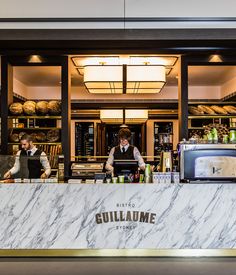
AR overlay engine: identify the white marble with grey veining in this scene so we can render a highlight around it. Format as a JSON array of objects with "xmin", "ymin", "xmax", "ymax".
[{"xmin": 0, "ymin": 183, "xmax": 236, "ymax": 249}]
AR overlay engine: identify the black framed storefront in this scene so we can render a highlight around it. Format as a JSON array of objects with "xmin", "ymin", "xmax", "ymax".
[{"xmin": 1, "ymin": 28, "xmax": 236, "ymax": 177}]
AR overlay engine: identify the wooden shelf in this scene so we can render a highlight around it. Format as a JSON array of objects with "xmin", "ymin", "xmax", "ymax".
[
  {"xmin": 189, "ymin": 127, "xmax": 205, "ymax": 130},
  {"xmin": 156, "ymin": 132, "xmax": 173, "ymax": 135},
  {"xmin": 189, "ymin": 101, "xmax": 236, "ymax": 105},
  {"xmin": 8, "ymin": 116, "xmax": 61, "ymax": 119},
  {"xmin": 188, "ymin": 115, "xmax": 236, "ymax": 119},
  {"xmin": 9, "ymin": 127, "xmax": 61, "ymax": 130},
  {"xmin": 8, "ymin": 142, "xmax": 61, "ymax": 145}
]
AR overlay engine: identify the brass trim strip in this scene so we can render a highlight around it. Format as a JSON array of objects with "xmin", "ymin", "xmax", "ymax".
[{"xmin": 1, "ymin": 249, "xmax": 236, "ymax": 257}]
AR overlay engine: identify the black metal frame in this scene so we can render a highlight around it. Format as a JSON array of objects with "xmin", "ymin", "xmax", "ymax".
[
  {"xmin": 1, "ymin": 28, "xmax": 236, "ymax": 173},
  {"xmin": 0, "ymin": 55, "xmax": 71, "ymax": 178},
  {"xmin": 178, "ymin": 54, "xmax": 236, "ymax": 141}
]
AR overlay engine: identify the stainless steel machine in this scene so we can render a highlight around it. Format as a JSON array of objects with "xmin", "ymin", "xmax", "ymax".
[
  {"xmin": 179, "ymin": 143, "xmax": 236, "ymax": 181},
  {"xmin": 71, "ymin": 162, "xmax": 104, "ymax": 179}
]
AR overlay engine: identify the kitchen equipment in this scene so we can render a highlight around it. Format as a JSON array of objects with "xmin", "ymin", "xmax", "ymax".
[
  {"xmin": 179, "ymin": 143, "xmax": 236, "ymax": 181},
  {"xmin": 71, "ymin": 162, "xmax": 104, "ymax": 179}
]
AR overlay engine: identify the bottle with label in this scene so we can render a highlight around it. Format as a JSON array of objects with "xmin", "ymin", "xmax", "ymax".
[
  {"xmin": 165, "ymin": 157, "xmax": 171, "ymax": 172},
  {"xmin": 57, "ymin": 155, "xmax": 64, "ymax": 183},
  {"xmin": 145, "ymin": 164, "xmax": 151, "ymax": 177},
  {"xmin": 144, "ymin": 164, "xmax": 152, "ymax": 183},
  {"xmin": 134, "ymin": 169, "xmax": 140, "ymax": 183}
]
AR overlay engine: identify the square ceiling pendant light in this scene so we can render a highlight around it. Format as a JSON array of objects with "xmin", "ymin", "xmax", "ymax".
[
  {"xmin": 125, "ymin": 109, "xmax": 148, "ymax": 119},
  {"xmin": 100, "ymin": 109, "xmax": 123, "ymax": 123},
  {"xmin": 83, "ymin": 65, "xmax": 123, "ymax": 94},
  {"xmin": 83, "ymin": 65, "xmax": 166, "ymax": 94},
  {"xmin": 125, "ymin": 109, "xmax": 148, "ymax": 123},
  {"xmin": 126, "ymin": 65, "xmax": 166, "ymax": 94},
  {"xmin": 72, "ymin": 55, "xmax": 178, "ymax": 94},
  {"xmin": 100, "ymin": 109, "xmax": 149, "ymax": 123}
]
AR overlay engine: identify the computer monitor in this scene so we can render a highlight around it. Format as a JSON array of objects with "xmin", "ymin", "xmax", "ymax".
[{"xmin": 113, "ymin": 160, "xmax": 138, "ymax": 179}]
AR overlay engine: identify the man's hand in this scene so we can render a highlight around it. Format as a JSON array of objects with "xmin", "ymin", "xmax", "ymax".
[
  {"xmin": 40, "ymin": 173, "xmax": 48, "ymax": 179},
  {"xmin": 3, "ymin": 171, "xmax": 11, "ymax": 179}
]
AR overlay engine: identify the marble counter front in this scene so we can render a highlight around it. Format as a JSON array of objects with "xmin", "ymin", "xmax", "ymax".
[{"xmin": 0, "ymin": 183, "xmax": 236, "ymax": 251}]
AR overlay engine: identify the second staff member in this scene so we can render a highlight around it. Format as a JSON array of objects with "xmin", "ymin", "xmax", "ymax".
[{"xmin": 105, "ymin": 128, "xmax": 145, "ymax": 173}]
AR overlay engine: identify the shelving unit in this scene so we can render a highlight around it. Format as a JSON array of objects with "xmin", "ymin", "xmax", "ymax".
[
  {"xmin": 10, "ymin": 127, "xmax": 61, "ymax": 130},
  {"xmin": 188, "ymin": 115, "xmax": 236, "ymax": 119},
  {"xmin": 188, "ymin": 102, "xmax": 236, "ymax": 138},
  {"xmin": 75, "ymin": 122, "xmax": 95, "ymax": 159},
  {"xmin": 154, "ymin": 122, "xmax": 173, "ymax": 155},
  {"xmin": 8, "ymin": 116, "xmax": 61, "ymax": 119},
  {"xmin": 8, "ymin": 142, "xmax": 61, "ymax": 145},
  {"xmin": 8, "ymin": 115, "xmax": 62, "ymax": 171}
]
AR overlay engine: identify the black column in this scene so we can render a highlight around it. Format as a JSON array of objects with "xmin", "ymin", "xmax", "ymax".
[
  {"xmin": 178, "ymin": 56, "xmax": 188, "ymax": 141},
  {"xmin": 1, "ymin": 56, "xmax": 13, "ymax": 155},
  {"xmin": 61, "ymin": 56, "xmax": 71, "ymax": 179}
]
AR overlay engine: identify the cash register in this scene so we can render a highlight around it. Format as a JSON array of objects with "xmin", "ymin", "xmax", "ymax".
[{"xmin": 113, "ymin": 160, "xmax": 138, "ymax": 181}]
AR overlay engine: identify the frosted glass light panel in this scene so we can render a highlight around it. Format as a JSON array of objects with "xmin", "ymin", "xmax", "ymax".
[
  {"xmin": 84, "ymin": 65, "xmax": 123, "ymax": 94},
  {"xmin": 126, "ymin": 65, "xmax": 166, "ymax": 94}
]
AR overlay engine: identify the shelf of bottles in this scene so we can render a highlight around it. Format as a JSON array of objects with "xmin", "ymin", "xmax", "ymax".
[
  {"xmin": 75, "ymin": 122, "xmax": 94, "ymax": 160},
  {"xmin": 188, "ymin": 116, "xmax": 236, "ymax": 138},
  {"xmin": 154, "ymin": 122, "xmax": 173, "ymax": 155},
  {"xmin": 188, "ymin": 102, "xmax": 236, "ymax": 139}
]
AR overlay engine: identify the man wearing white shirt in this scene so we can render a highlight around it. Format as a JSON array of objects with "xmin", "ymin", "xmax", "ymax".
[
  {"xmin": 105, "ymin": 128, "xmax": 145, "ymax": 174},
  {"xmin": 4, "ymin": 134, "xmax": 51, "ymax": 179}
]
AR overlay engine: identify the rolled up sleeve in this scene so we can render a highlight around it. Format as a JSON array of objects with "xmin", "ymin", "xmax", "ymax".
[
  {"xmin": 105, "ymin": 147, "xmax": 115, "ymax": 172},
  {"xmin": 9, "ymin": 151, "xmax": 21, "ymax": 175},
  {"xmin": 40, "ymin": 152, "xmax": 51, "ymax": 177},
  {"xmin": 133, "ymin": 147, "xmax": 145, "ymax": 170}
]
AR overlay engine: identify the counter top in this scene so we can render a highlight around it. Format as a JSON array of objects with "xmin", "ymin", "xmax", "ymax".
[{"xmin": 0, "ymin": 183, "xmax": 236, "ymax": 249}]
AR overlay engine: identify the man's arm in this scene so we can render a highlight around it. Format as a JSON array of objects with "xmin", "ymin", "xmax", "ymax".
[
  {"xmin": 105, "ymin": 147, "xmax": 115, "ymax": 173},
  {"xmin": 133, "ymin": 147, "xmax": 146, "ymax": 170},
  {"xmin": 8, "ymin": 151, "xmax": 21, "ymax": 175},
  {"xmin": 40, "ymin": 152, "xmax": 51, "ymax": 178}
]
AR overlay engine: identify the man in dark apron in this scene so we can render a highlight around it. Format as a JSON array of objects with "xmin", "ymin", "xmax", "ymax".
[
  {"xmin": 4, "ymin": 134, "xmax": 51, "ymax": 179},
  {"xmin": 105, "ymin": 128, "xmax": 145, "ymax": 174}
]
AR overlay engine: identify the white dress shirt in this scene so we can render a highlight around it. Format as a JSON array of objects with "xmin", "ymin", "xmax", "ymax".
[
  {"xmin": 10, "ymin": 146, "xmax": 51, "ymax": 177},
  {"xmin": 105, "ymin": 143, "xmax": 145, "ymax": 172}
]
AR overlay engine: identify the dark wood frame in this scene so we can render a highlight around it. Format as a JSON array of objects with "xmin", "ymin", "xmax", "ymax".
[{"xmin": 0, "ymin": 55, "xmax": 71, "ymax": 178}]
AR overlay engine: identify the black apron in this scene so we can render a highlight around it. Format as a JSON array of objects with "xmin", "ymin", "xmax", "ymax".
[
  {"xmin": 113, "ymin": 145, "xmax": 135, "ymax": 160},
  {"xmin": 19, "ymin": 149, "xmax": 43, "ymax": 179}
]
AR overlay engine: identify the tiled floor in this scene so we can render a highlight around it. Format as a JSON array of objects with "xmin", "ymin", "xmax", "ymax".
[{"xmin": 1, "ymin": 258, "xmax": 236, "ymax": 275}]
